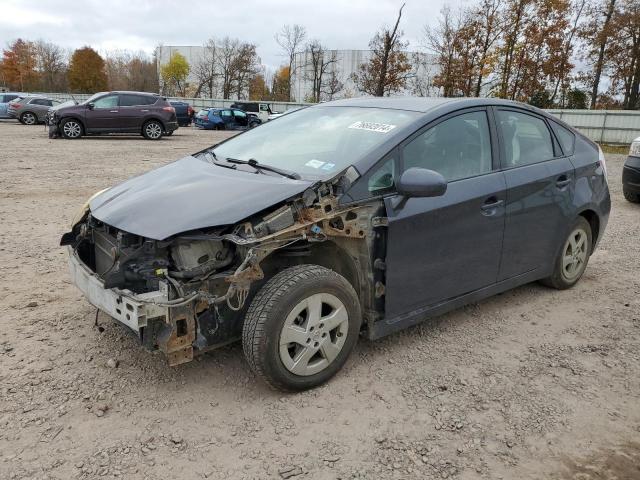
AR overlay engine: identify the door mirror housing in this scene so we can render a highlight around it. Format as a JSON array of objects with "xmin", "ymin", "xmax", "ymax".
[
  {"xmin": 87, "ymin": 102, "xmax": 95, "ymax": 110},
  {"xmin": 396, "ymin": 167, "xmax": 447, "ymax": 198}
]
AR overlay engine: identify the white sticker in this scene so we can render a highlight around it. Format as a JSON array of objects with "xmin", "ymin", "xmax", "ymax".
[
  {"xmin": 305, "ymin": 159, "xmax": 325, "ymax": 169},
  {"xmin": 321, "ymin": 163, "xmax": 336, "ymax": 171},
  {"xmin": 348, "ymin": 121, "xmax": 397, "ymax": 133}
]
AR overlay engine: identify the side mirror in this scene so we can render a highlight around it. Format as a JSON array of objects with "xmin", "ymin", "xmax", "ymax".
[
  {"xmin": 87, "ymin": 103, "xmax": 94, "ymax": 110},
  {"xmin": 396, "ymin": 167, "xmax": 447, "ymax": 198}
]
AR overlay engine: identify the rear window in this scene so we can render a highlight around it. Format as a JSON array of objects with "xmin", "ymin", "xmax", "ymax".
[
  {"xmin": 120, "ymin": 94, "xmax": 157, "ymax": 106},
  {"xmin": 550, "ymin": 120, "xmax": 576, "ymax": 156},
  {"xmin": 4, "ymin": 94, "xmax": 20, "ymax": 102},
  {"xmin": 31, "ymin": 98, "xmax": 52, "ymax": 106}
]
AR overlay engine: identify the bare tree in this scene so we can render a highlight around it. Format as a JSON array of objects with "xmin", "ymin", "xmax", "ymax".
[
  {"xmin": 321, "ymin": 52, "xmax": 344, "ymax": 100},
  {"xmin": 232, "ymin": 43, "xmax": 260, "ymax": 99},
  {"xmin": 304, "ymin": 41, "xmax": 338, "ymax": 102},
  {"xmin": 217, "ymin": 37, "xmax": 240, "ymax": 99},
  {"xmin": 192, "ymin": 39, "xmax": 218, "ymax": 97},
  {"xmin": 275, "ymin": 24, "xmax": 307, "ymax": 101},
  {"xmin": 34, "ymin": 40, "xmax": 66, "ymax": 91},
  {"xmin": 351, "ymin": 3, "xmax": 412, "ymax": 96}
]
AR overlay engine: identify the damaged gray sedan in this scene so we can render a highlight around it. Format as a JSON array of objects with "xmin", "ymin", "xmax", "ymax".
[{"xmin": 62, "ymin": 97, "xmax": 610, "ymax": 391}]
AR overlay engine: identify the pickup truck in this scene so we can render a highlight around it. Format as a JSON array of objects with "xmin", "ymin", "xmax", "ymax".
[{"xmin": 170, "ymin": 101, "xmax": 193, "ymax": 127}]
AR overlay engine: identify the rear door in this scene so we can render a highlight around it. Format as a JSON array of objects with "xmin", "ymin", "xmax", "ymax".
[
  {"xmin": 119, "ymin": 94, "xmax": 156, "ymax": 132},
  {"xmin": 495, "ymin": 108, "xmax": 575, "ymax": 280},
  {"xmin": 383, "ymin": 108, "xmax": 506, "ymax": 318},
  {"xmin": 84, "ymin": 94, "xmax": 120, "ymax": 131},
  {"xmin": 219, "ymin": 109, "xmax": 235, "ymax": 129},
  {"xmin": 232, "ymin": 109, "xmax": 249, "ymax": 128}
]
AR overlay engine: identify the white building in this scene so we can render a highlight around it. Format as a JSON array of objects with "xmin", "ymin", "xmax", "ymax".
[{"xmin": 290, "ymin": 49, "xmax": 439, "ymax": 102}]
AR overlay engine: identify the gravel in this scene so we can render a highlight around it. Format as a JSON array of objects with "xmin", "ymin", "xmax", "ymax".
[{"xmin": 0, "ymin": 120, "xmax": 639, "ymax": 479}]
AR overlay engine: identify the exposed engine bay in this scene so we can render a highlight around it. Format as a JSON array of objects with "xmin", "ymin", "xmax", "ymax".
[{"xmin": 62, "ymin": 168, "xmax": 388, "ymax": 366}]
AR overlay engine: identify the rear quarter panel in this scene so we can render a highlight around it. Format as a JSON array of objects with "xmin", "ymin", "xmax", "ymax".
[{"xmin": 569, "ymin": 135, "xmax": 611, "ymax": 247}]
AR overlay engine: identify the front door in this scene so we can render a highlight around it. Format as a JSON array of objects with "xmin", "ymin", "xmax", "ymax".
[
  {"xmin": 383, "ymin": 109, "xmax": 506, "ymax": 318},
  {"xmin": 84, "ymin": 94, "xmax": 120, "ymax": 131},
  {"xmin": 494, "ymin": 108, "xmax": 576, "ymax": 280}
]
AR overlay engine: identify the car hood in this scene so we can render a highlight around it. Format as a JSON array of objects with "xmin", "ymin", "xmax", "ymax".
[
  {"xmin": 50, "ymin": 100, "xmax": 78, "ymax": 112},
  {"xmin": 89, "ymin": 155, "xmax": 313, "ymax": 240}
]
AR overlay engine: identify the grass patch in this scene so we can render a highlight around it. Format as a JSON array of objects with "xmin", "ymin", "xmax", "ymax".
[{"xmin": 598, "ymin": 144, "xmax": 629, "ymax": 155}]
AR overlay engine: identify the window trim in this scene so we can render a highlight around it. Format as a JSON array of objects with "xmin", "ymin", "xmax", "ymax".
[
  {"xmin": 398, "ymin": 107, "xmax": 497, "ymax": 184},
  {"xmin": 493, "ymin": 107, "xmax": 564, "ymax": 170}
]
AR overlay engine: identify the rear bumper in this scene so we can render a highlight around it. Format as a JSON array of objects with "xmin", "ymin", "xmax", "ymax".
[
  {"xmin": 7, "ymin": 110, "xmax": 18, "ymax": 118},
  {"xmin": 623, "ymin": 156, "xmax": 640, "ymax": 193},
  {"xmin": 165, "ymin": 121, "xmax": 179, "ymax": 133}
]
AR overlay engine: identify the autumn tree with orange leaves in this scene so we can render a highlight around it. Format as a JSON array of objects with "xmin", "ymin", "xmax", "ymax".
[{"xmin": 68, "ymin": 47, "xmax": 108, "ymax": 93}]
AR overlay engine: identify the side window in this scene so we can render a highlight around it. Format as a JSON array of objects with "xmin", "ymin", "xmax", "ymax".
[
  {"xmin": 550, "ymin": 120, "xmax": 575, "ymax": 156},
  {"xmin": 497, "ymin": 110, "xmax": 554, "ymax": 167},
  {"xmin": 233, "ymin": 110, "xmax": 247, "ymax": 118},
  {"xmin": 368, "ymin": 156, "xmax": 396, "ymax": 195},
  {"xmin": 93, "ymin": 95, "xmax": 118, "ymax": 109},
  {"xmin": 31, "ymin": 99, "xmax": 45, "ymax": 105},
  {"xmin": 5, "ymin": 95, "xmax": 18, "ymax": 102},
  {"xmin": 259, "ymin": 104, "xmax": 270, "ymax": 112},
  {"xmin": 402, "ymin": 110, "xmax": 493, "ymax": 182},
  {"xmin": 220, "ymin": 110, "xmax": 232, "ymax": 118}
]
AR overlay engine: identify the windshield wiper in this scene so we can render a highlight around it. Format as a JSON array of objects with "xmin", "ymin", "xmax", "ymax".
[{"xmin": 224, "ymin": 157, "xmax": 301, "ymax": 180}]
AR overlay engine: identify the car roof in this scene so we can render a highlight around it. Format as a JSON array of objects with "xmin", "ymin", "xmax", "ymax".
[
  {"xmin": 109, "ymin": 91, "xmax": 160, "ymax": 96},
  {"xmin": 319, "ymin": 96, "xmax": 545, "ymax": 114}
]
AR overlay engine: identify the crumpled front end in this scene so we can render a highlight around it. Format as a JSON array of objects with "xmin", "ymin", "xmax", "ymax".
[{"xmin": 62, "ymin": 171, "xmax": 384, "ymax": 366}]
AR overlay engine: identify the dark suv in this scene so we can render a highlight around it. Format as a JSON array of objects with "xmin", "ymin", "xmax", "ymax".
[{"xmin": 49, "ymin": 91, "xmax": 178, "ymax": 140}]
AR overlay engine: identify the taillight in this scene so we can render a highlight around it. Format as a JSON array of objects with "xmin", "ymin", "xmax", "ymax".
[
  {"xmin": 597, "ymin": 145, "xmax": 608, "ymax": 181},
  {"xmin": 187, "ymin": 106, "xmax": 193, "ymax": 114},
  {"xmin": 163, "ymin": 106, "xmax": 175, "ymax": 113}
]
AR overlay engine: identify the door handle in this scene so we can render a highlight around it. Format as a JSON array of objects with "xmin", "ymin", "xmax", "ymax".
[
  {"xmin": 141, "ymin": 109, "xmax": 149, "ymax": 112},
  {"xmin": 556, "ymin": 176, "xmax": 572, "ymax": 188},
  {"xmin": 481, "ymin": 197, "xmax": 504, "ymax": 211},
  {"xmin": 109, "ymin": 110, "xmax": 118, "ymax": 113}
]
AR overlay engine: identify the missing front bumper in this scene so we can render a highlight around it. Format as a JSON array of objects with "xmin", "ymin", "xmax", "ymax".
[{"xmin": 67, "ymin": 247, "xmax": 195, "ymax": 365}]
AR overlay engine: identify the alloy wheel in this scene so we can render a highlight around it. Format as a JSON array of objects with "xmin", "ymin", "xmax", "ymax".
[
  {"xmin": 561, "ymin": 228, "xmax": 588, "ymax": 282},
  {"xmin": 145, "ymin": 122, "xmax": 162, "ymax": 139},
  {"xmin": 63, "ymin": 121, "xmax": 81, "ymax": 138},
  {"xmin": 22, "ymin": 113, "xmax": 36, "ymax": 125},
  {"xmin": 279, "ymin": 293, "xmax": 349, "ymax": 376}
]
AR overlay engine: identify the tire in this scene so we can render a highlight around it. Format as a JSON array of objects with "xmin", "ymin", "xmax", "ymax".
[
  {"xmin": 623, "ymin": 189, "xmax": 640, "ymax": 203},
  {"xmin": 242, "ymin": 265, "xmax": 361, "ymax": 391},
  {"xmin": 540, "ymin": 216, "xmax": 592, "ymax": 290},
  {"xmin": 60, "ymin": 118, "xmax": 83, "ymax": 139},
  {"xmin": 142, "ymin": 120, "xmax": 163, "ymax": 140},
  {"xmin": 249, "ymin": 121, "xmax": 260, "ymax": 129},
  {"xmin": 165, "ymin": 131, "xmax": 173, "ymax": 136},
  {"xmin": 20, "ymin": 112, "xmax": 37, "ymax": 125}
]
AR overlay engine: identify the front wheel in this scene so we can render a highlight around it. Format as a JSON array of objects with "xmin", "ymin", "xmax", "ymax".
[
  {"xmin": 61, "ymin": 118, "xmax": 83, "ymax": 139},
  {"xmin": 142, "ymin": 120, "xmax": 163, "ymax": 140},
  {"xmin": 242, "ymin": 265, "xmax": 361, "ymax": 391},
  {"xmin": 540, "ymin": 217, "xmax": 592, "ymax": 289}
]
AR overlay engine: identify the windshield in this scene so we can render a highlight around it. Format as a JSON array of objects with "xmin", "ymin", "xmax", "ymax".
[{"xmin": 211, "ymin": 106, "xmax": 419, "ymax": 179}]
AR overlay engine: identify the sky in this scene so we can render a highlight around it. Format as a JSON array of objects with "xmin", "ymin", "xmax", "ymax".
[{"xmin": 0, "ymin": 0, "xmax": 461, "ymax": 70}]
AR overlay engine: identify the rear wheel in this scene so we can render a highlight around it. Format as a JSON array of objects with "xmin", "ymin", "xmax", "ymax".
[
  {"xmin": 249, "ymin": 121, "xmax": 260, "ymax": 129},
  {"xmin": 142, "ymin": 120, "xmax": 163, "ymax": 140},
  {"xmin": 242, "ymin": 265, "xmax": 361, "ymax": 391},
  {"xmin": 623, "ymin": 189, "xmax": 640, "ymax": 203},
  {"xmin": 20, "ymin": 112, "xmax": 37, "ymax": 125},
  {"xmin": 61, "ymin": 118, "xmax": 83, "ymax": 139},
  {"xmin": 540, "ymin": 217, "xmax": 592, "ymax": 289}
]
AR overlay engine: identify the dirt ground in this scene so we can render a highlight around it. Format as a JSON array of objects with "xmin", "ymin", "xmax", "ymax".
[{"xmin": 0, "ymin": 120, "xmax": 639, "ymax": 480}]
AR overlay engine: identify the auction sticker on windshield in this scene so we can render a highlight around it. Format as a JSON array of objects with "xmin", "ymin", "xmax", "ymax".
[
  {"xmin": 305, "ymin": 159, "xmax": 325, "ymax": 168},
  {"xmin": 348, "ymin": 121, "xmax": 397, "ymax": 134}
]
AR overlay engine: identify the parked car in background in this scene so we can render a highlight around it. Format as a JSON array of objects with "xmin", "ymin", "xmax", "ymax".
[
  {"xmin": 0, "ymin": 92, "xmax": 25, "ymax": 118},
  {"xmin": 623, "ymin": 136, "xmax": 640, "ymax": 203},
  {"xmin": 268, "ymin": 106, "xmax": 306, "ymax": 121},
  {"xmin": 7, "ymin": 95, "xmax": 61, "ymax": 125},
  {"xmin": 195, "ymin": 107, "xmax": 261, "ymax": 130},
  {"xmin": 49, "ymin": 91, "xmax": 178, "ymax": 140},
  {"xmin": 170, "ymin": 101, "xmax": 193, "ymax": 127},
  {"xmin": 230, "ymin": 101, "xmax": 278, "ymax": 122},
  {"xmin": 62, "ymin": 97, "xmax": 609, "ymax": 391}
]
